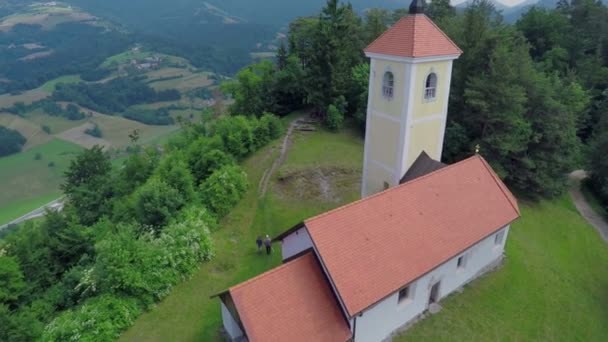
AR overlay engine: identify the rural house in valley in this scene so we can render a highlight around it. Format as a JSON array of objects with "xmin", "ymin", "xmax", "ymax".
[{"xmin": 214, "ymin": 1, "xmax": 521, "ymax": 341}]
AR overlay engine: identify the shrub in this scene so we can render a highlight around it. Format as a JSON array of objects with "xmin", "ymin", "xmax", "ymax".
[
  {"xmin": 156, "ymin": 155, "xmax": 196, "ymax": 203},
  {"xmin": 41, "ymin": 125, "xmax": 51, "ymax": 134},
  {"xmin": 48, "ymin": 162, "xmax": 55, "ymax": 168},
  {"xmin": 35, "ymin": 153, "xmax": 42, "ymax": 160},
  {"xmin": 133, "ymin": 178, "xmax": 185, "ymax": 229},
  {"xmin": 192, "ymin": 149, "xmax": 235, "ymax": 185},
  {"xmin": 325, "ymin": 104, "xmax": 344, "ymax": 131},
  {"xmin": 84, "ymin": 124, "xmax": 103, "ymax": 138},
  {"xmin": 212, "ymin": 116, "xmax": 254, "ymax": 159},
  {"xmin": 200, "ymin": 165, "xmax": 248, "ymax": 218},
  {"xmin": 42, "ymin": 295, "xmax": 141, "ymax": 342},
  {"xmin": 158, "ymin": 210, "xmax": 214, "ymax": 277},
  {"xmin": 93, "ymin": 230, "xmax": 177, "ymax": 305},
  {"xmin": 260, "ymin": 112, "xmax": 283, "ymax": 140}
]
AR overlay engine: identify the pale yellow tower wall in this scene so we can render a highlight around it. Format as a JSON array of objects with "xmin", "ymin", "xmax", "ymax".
[
  {"xmin": 370, "ymin": 59, "xmax": 406, "ymax": 118},
  {"xmin": 411, "ymin": 61, "xmax": 450, "ymax": 120},
  {"xmin": 362, "ymin": 53, "xmax": 457, "ymax": 198},
  {"xmin": 403, "ymin": 60, "xmax": 452, "ymax": 172}
]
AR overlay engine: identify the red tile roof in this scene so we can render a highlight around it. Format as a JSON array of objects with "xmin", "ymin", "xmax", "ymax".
[
  {"xmin": 364, "ymin": 14, "xmax": 462, "ymax": 58},
  {"xmin": 229, "ymin": 252, "xmax": 352, "ymax": 342},
  {"xmin": 304, "ymin": 156, "xmax": 519, "ymax": 316}
]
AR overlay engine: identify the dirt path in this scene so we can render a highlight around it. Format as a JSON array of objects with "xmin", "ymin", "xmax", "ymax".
[
  {"xmin": 257, "ymin": 117, "xmax": 302, "ymax": 198},
  {"xmin": 569, "ymin": 170, "xmax": 608, "ymax": 242}
]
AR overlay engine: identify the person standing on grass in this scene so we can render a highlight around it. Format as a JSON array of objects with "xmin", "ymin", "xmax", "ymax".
[
  {"xmin": 256, "ymin": 236, "xmax": 263, "ymax": 253},
  {"xmin": 264, "ymin": 235, "xmax": 272, "ymax": 255}
]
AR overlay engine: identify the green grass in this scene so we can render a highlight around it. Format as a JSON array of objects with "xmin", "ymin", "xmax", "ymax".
[
  {"xmin": 397, "ymin": 195, "xmax": 608, "ymax": 341},
  {"xmin": 41, "ymin": 75, "xmax": 81, "ymax": 92},
  {"xmin": 0, "ymin": 139, "xmax": 82, "ymax": 225},
  {"xmin": 121, "ymin": 119, "xmax": 608, "ymax": 341},
  {"xmin": 0, "ymin": 192, "xmax": 60, "ymax": 226},
  {"xmin": 120, "ymin": 120, "xmax": 364, "ymax": 342}
]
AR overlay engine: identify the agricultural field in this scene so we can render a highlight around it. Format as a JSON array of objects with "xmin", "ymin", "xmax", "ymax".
[
  {"xmin": 0, "ymin": 88, "xmax": 49, "ymax": 108},
  {"xmin": 0, "ymin": 138, "xmax": 82, "ymax": 225},
  {"xmin": 120, "ymin": 118, "xmax": 608, "ymax": 342},
  {"xmin": 41, "ymin": 74, "xmax": 82, "ymax": 92},
  {"xmin": 0, "ymin": 2, "xmax": 97, "ymax": 32},
  {"xmin": 0, "ymin": 112, "xmax": 53, "ymax": 149},
  {"xmin": 148, "ymin": 71, "xmax": 214, "ymax": 92}
]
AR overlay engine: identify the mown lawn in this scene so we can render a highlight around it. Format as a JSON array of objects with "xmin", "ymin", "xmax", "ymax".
[
  {"xmin": 121, "ymin": 119, "xmax": 608, "ymax": 341},
  {"xmin": 398, "ymin": 195, "xmax": 608, "ymax": 341},
  {"xmin": 120, "ymin": 119, "xmax": 364, "ymax": 341},
  {"xmin": 0, "ymin": 139, "xmax": 82, "ymax": 225}
]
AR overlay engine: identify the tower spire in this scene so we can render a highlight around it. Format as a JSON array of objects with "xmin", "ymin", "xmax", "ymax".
[{"xmin": 409, "ymin": 0, "xmax": 426, "ymax": 14}]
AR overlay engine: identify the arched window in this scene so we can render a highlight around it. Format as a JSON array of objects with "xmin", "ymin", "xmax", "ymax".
[
  {"xmin": 382, "ymin": 71, "xmax": 394, "ymax": 99},
  {"xmin": 424, "ymin": 73, "xmax": 438, "ymax": 101}
]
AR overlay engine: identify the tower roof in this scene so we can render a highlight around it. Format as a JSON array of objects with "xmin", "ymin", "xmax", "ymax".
[{"xmin": 364, "ymin": 14, "xmax": 462, "ymax": 59}]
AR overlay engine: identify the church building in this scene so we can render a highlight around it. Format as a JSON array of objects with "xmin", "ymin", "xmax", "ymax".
[{"xmin": 214, "ymin": 1, "xmax": 521, "ymax": 341}]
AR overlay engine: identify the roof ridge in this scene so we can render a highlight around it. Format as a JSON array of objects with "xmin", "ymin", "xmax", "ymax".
[
  {"xmin": 229, "ymin": 251, "xmax": 312, "ymax": 292},
  {"xmin": 477, "ymin": 156, "xmax": 520, "ymax": 215},
  {"xmin": 305, "ymin": 156, "xmax": 480, "ymax": 225},
  {"xmin": 421, "ymin": 14, "xmax": 463, "ymax": 55}
]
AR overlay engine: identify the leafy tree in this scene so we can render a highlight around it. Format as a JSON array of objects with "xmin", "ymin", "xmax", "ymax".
[
  {"xmin": 350, "ymin": 63, "xmax": 370, "ymax": 130},
  {"xmin": 62, "ymin": 146, "xmax": 114, "ymax": 225},
  {"xmin": 133, "ymin": 178, "xmax": 185, "ymax": 229},
  {"xmin": 212, "ymin": 116, "xmax": 254, "ymax": 159},
  {"xmin": 200, "ymin": 165, "xmax": 248, "ymax": 218},
  {"xmin": 222, "ymin": 60, "xmax": 277, "ymax": 117},
  {"xmin": 588, "ymin": 112, "xmax": 608, "ymax": 210},
  {"xmin": 0, "ymin": 256, "xmax": 26, "ymax": 308},
  {"xmin": 155, "ymin": 155, "xmax": 196, "ymax": 203},
  {"xmin": 364, "ymin": 9, "xmax": 390, "ymax": 44},
  {"xmin": 427, "ymin": 0, "xmax": 456, "ymax": 22},
  {"xmin": 42, "ymin": 211, "xmax": 94, "ymax": 275},
  {"xmin": 260, "ymin": 112, "xmax": 284, "ymax": 140},
  {"xmin": 0, "ymin": 126, "xmax": 26, "ymax": 157},
  {"xmin": 115, "ymin": 148, "xmax": 160, "ymax": 197}
]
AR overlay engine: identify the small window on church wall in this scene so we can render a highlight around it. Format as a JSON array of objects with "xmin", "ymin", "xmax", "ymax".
[
  {"xmin": 495, "ymin": 230, "xmax": 505, "ymax": 245},
  {"xmin": 424, "ymin": 73, "xmax": 437, "ymax": 101},
  {"xmin": 383, "ymin": 71, "xmax": 394, "ymax": 99},
  {"xmin": 398, "ymin": 286, "xmax": 410, "ymax": 303}
]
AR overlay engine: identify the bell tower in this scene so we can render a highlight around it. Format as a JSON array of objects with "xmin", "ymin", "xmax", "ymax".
[{"xmin": 361, "ymin": 0, "xmax": 462, "ymax": 197}]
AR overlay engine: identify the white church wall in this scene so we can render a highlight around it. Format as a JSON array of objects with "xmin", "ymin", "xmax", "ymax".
[
  {"xmin": 221, "ymin": 302, "xmax": 244, "ymax": 341},
  {"xmin": 280, "ymin": 227, "xmax": 313, "ymax": 261},
  {"xmin": 354, "ymin": 225, "xmax": 510, "ymax": 342}
]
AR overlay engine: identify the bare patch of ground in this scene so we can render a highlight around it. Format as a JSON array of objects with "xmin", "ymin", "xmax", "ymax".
[{"xmin": 274, "ymin": 166, "xmax": 360, "ymax": 204}]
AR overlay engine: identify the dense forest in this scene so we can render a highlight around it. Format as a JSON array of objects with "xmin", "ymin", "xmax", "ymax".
[
  {"xmin": 0, "ymin": 126, "xmax": 26, "ymax": 157},
  {"xmin": 0, "ymin": 112, "xmax": 283, "ymax": 340},
  {"xmin": 52, "ymin": 78, "xmax": 181, "ymax": 125},
  {"xmin": 0, "ymin": 23, "xmax": 132, "ymax": 93},
  {"xmin": 224, "ymin": 0, "xmax": 608, "ymax": 202}
]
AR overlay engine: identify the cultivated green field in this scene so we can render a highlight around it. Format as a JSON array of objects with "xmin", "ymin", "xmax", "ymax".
[
  {"xmin": 41, "ymin": 74, "xmax": 81, "ymax": 92},
  {"xmin": 121, "ymin": 118, "xmax": 608, "ymax": 342},
  {"xmin": 0, "ymin": 139, "xmax": 82, "ymax": 225}
]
